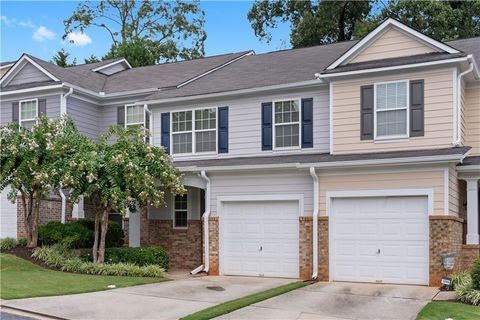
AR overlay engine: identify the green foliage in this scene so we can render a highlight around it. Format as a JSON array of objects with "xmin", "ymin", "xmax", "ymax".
[
  {"xmin": 84, "ymin": 54, "xmax": 100, "ymax": 64},
  {"xmin": 248, "ymin": 0, "xmax": 480, "ymax": 48},
  {"xmin": 63, "ymin": 0, "xmax": 206, "ymax": 65},
  {"xmin": 104, "ymin": 247, "xmax": 169, "ymax": 270},
  {"xmin": 453, "ymin": 267, "xmax": 480, "ymax": 306},
  {"xmin": 51, "ymin": 48, "xmax": 77, "ymax": 67},
  {"xmin": 471, "ymin": 258, "xmax": 480, "ymax": 290},
  {"xmin": 32, "ymin": 245, "xmax": 164, "ymax": 277},
  {"xmin": 452, "ymin": 271, "xmax": 471, "ymax": 289},
  {"xmin": 17, "ymin": 238, "xmax": 27, "ymax": 247},
  {"xmin": 0, "ymin": 238, "xmax": 18, "ymax": 251},
  {"xmin": 38, "ymin": 219, "xmax": 124, "ymax": 249}
]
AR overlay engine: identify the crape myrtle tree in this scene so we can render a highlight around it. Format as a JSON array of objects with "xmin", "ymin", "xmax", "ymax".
[
  {"xmin": 0, "ymin": 116, "xmax": 88, "ymax": 247},
  {"xmin": 67, "ymin": 125, "xmax": 185, "ymax": 264}
]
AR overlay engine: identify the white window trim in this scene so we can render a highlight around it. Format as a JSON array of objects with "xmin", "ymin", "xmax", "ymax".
[
  {"xmin": 171, "ymin": 106, "xmax": 218, "ymax": 156},
  {"xmin": 172, "ymin": 191, "xmax": 190, "ymax": 229},
  {"xmin": 124, "ymin": 104, "xmax": 145, "ymax": 127},
  {"xmin": 272, "ymin": 98, "xmax": 302, "ymax": 150},
  {"xmin": 19, "ymin": 98, "xmax": 38, "ymax": 128},
  {"xmin": 373, "ymin": 80, "xmax": 410, "ymax": 141}
]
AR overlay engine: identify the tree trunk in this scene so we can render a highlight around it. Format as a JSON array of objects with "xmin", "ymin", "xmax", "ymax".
[
  {"xmin": 30, "ymin": 196, "xmax": 41, "ymax": 247},
  {"xmin": 25, "ymin": 193, "xmax": 35, "ymax": 248},
  {"xmin": 96, "ymin": 208, "xmax": 110, "ymax": 264},
  {"xmin": 92, "ymin": 209, "xmax": 101, "ymax": 263}
]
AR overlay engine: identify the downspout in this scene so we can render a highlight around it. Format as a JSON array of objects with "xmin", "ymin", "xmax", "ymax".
[
  {"xmin": 59, "ymin": 189, "xmax": 67, "ymax": 224},
  {"xmin": 191, "ymin": 170, "xmax": 211, "ymax": 274},
  {"xmin": 61, "ymin": 87, "xmax": 73, "ymax": 115},
  {"xmin": 453, "ymin": 57, "xmax": 474, "ymax": 146},
  {"xmin": 310, "ymin": 167, "xmax": 319, "ymax": 280}
]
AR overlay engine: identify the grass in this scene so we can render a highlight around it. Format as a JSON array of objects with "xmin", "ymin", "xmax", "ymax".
[
  {"xmin": 416, "ymin": 301, "xmax": 480, "ymax": 320},
  {"xmin": 181, "ymin": 281, "xmax": 308, "ymax": 320},
  {"xmin": 0, "ymin": 253, "xmax": 165, "ymax": 300}
]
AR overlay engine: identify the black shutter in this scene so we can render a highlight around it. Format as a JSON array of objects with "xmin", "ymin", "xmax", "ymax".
[
  {"xmin": 360, "ymin": 85, "xmax": 374, "ymax": 140},
  {"xmin": 38, "ymin": 99, "xmax": 47, "ymax": 116},
  {"xmin": 117, "ymin": 106, "xmax": 125, "ymax": 125},
  {"xmin": 218, "ymin": 106, "xmax": 229, "ymax": 153},
  {"xmin": 161, "ymin": 112, "xmax": 170, "ymax": 154},
  {"xmin": 301, "ymin": 98, "xmax": 313, "ymax": 148},
  {"xmin": 261, "ymin": 102, "xmax": 273, "ymax": 150},
  {"xmin": 12, "ymin": 102, "xmax": 19, "ymax": 123},
  {"xmin": 145, "ymin": 110, "xmax": 150, "ymax": 144},
  {"xmin": 410, "ymin": 79, "xmax": 425, "ymax": 137}
]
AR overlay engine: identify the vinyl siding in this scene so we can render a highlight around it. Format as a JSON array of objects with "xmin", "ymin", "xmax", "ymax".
[
  {"xmin": 350, "ymin": 27, "xmax": 437, "ymax": 63},
  {"xmin": 448, "ymin": 164, "xmax": 466, "ymax": 217},
  {"xmin": 7, "ymin": 62, "xmax": 52, "ymax": 85},
  {"xmin": 67, "ymin": 97, "xmax": 101, "ymax": 139},
  {"xmin": 319, "ymin": 168, "xmax": 446, "ymax": 216},
  {"xmin": 148, "ymin": 187, "xmax": 201, "ymax": 220},
  {"xmin": 209, "ymin": 170, "xmax": 313, "ymax": 216},
  {"xmin": 0, "ymin": 94, "xmax": 61, "ymax": 126},
  {"xmin": 464, "ymin": 86, "xmax": 480, "ymax": 155},
  {"xmin": 332, "ymin": 68, "xmax": 454, "ymax": 154},
  {"xmin": 151, "ymin": 87, "xmax": 330, "ymax": 160}
]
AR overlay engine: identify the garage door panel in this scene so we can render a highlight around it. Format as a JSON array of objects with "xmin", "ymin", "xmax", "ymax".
[{"xmin": 331, "ymin": 196, "xmax": 429, "ymax": 285}]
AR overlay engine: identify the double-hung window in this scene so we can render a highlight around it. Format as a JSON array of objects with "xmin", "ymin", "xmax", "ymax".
[
  {"xmin": 274, "ymin": 99, "xmax": 300, "ymax": 148},
  {"xmin": 19, "ymin": 99, "xmax": 38, "ymax": 129},
  {"xmin": 125, "ymin": 105, "xmax": 145, "ymax": 127},
  {"xmin": 173, "ymin": 194, "xmax": 188, "ymax": 228},
  {"xmin": 375, "ymin": 81, "xmax": 408, "ymax": 139},
  {"xmin": 172, "ymin": 108, "xmax": 217, "ymax": 154}
]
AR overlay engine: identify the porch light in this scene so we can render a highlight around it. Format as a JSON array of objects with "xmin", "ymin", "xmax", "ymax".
[{"xmin": 441, "ymin": 253, "xmax": 455, "ymax": 271}]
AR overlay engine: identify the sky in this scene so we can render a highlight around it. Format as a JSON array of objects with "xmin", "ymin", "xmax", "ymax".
[{"xmin": 0, "ymin": 0, "xmax": 292, "ymax": 64}]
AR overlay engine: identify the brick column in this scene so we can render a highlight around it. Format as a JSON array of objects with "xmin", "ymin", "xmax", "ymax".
[
  {"xmin": 299, "ymin": 217, "xmax": 313, "ymax": 280},
  {"xmin": 208, "ymin": 217, "xmax": 219, "ymax": 275},
  {"xmin": 318, "ymin": 216, "xmax": 329, "ymax": 281}
]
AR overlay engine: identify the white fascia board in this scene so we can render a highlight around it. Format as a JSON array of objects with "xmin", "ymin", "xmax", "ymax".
[
  {"xmin": 326, "ymin": 18, "xmax": 459, "ymax": 70},
  {"xmin": 0, "ymin": 55, "xmax": 60, "ymax": 86},
  {"xmin": 0, "ymin": 84, "xmax": 64, "ymax": 96},
  {"xmin": 320, "ymin": 56, "xmax": 469, "ymax": 79},
  {"xmin": 92, "ymin": 58, "xmax": 132, "ymax": 72},
  {"xmin": 457, "ymin": 165, "xmax": 480, "ymax": 172},
  {"xmin": 0, "ymin": 63, "xmax": 14, "ymax": 69},
  {"xmin": 136, "ymin": 79, "xmax": 325, "ymax": 106}
]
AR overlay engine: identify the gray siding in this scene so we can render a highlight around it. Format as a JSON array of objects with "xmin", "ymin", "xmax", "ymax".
[
  {"xmin": 7, "ymin": 62, "xmax": 52, "ymax": 86},
  {"xmin": 151, "ymin": 87, "xmax": 330, "ymax": 160},
  {"xmin": 0, "ymin": 94, "xmax": 61, "ymax": 126},
  {"xmin": 98, "ymin": 105, "xmax": 119, "ymax": 135},
  {"xmin": 67, "ymin": 97, "xmax": 101, "ymax": 139},
  {"xmin": 209, "ymin": 170, "xmax": 313, "ymax": 216},
  {"xmin": 148, "ymin": 187, "xmax": 201, "ymax": 220}
]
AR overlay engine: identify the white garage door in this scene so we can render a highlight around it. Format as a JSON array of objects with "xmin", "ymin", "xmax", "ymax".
[
  {"xmin": 1, "ymin": 186, "xmax": 18, "ymax": 238},
  {"xmin": 331, "ymin": 196, "xmax": 429, "ymax": 285},
  {"xmin": 221, "ymin": 200, "xmax": 299, "ymax": 278}
]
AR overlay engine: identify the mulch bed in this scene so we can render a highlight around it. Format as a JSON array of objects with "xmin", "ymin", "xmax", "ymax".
[{"xmin": 5, "ymin": 246, "xmax": 51, "ymax": 269}]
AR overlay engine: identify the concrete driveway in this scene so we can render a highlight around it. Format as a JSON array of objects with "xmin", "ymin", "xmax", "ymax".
[
  {"xmin": 1, "ymin": 276, "xmax": 292, "ymax": 320},
  {"xmin": 217, "ymin": 282, "xmax": 439, "ymax": 320}
]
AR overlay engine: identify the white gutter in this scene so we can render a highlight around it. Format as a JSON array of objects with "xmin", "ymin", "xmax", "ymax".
[
  {"xmin": 309, "ymin": 167, "xmax": 319, "ymax": 280},
  {"xmin": 0, "ymin": 84, "xmax": 63, "ymax": 96},
  {"xmin": 453, "ymin": 56, "xmax": 474, "ymax": 146},
  {"xmin": 61, "ymin": 87, "xmax": 73, "ymax": 115},
  {"xmin": 59, "ymin": 189, "xmax": 67, "ymax": 224},
  {"xmin": 191, "ymin": 170, "xmax": 211, "ymax": 274}
]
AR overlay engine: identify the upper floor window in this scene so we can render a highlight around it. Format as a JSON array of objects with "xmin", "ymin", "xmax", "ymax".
[
  {"xmin": 20, "ymin": 99, "xmax": 38, "ymax": 129},
  {"xmin": 172, "ymin": 108, "xmax": 217, "ymax": 155},
  {"xmin": 274, "ymin": 99, "xmax": 300, "ymax": 148},
  {"xmin": 125, "ymin": 105, "xmax": 145, "ymax": 127},
  {"xmin": 173, "ymin": 194, "xmax": 188, "ymax": 229},
  {"xmin": 375, "ymin": 81, "xmax": 408, "ymax": 139}
]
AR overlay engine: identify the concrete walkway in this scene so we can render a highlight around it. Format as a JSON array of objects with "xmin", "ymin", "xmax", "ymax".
[
  {"xmin": 1, "ymin": 276, "xmax": 292, "ymax": 320},
  {"xmin": 217, "ymin": 282, "xmax": 439, "ymax": 320}
]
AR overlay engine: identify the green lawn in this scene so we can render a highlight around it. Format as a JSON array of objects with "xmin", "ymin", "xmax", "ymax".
[
  {"xmin": 181, "ymin": 281, "xmax": 308, "ymax": 320},
  {"xmin": 417, "ymin": 301, "xmax": 480, "ymax": 320},
  {"xmin": 0, "ymin": 253, "xmax": 165, "ymax": 300}
]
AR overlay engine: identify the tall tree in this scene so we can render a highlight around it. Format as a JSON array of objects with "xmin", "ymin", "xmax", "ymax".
[
  {"xmin": 247, "ymin": 0, "xmax": 372, "ymax": 47},
  {"xmin": 102, "ymin": 37, "xmax": 157, "ymax": 68},
  {"xmin": 51, "ymin": 48, "xmax": 77, "ymax": 67},
  {"xmin": 84, "ymin": 54, "xmax": 101, "ymax": 64},
  {"xmin": 63, "ymin": 0, "xmax": 206, "ymax": 66}
]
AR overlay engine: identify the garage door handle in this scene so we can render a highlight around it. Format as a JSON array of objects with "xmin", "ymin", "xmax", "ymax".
[
  {"xmin": 376, "ymin": 249, "xmax": 381, "ymax": 254},
  {"xmin": 259, "ymin": 246, "xmax": 263, "ymax": 252}
]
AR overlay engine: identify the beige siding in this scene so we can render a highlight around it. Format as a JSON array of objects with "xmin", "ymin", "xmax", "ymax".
[
  {"xmin": 351, "ymin": 27, "xmax": 437, "ymax": 63},
  {"xmin": 332, "ymin": 68, "xmax": 454, "ymax": 154},
  {"xmin": 319, "ymin": 169, "xmax": 446, "ymax": 216},
  {"xmin": 448, "ymin": 164, "xmax": 466, "ymax": 218},
  {"xmin": 464, "ymin": 86, "xmax": 480, "ymax": 155}
]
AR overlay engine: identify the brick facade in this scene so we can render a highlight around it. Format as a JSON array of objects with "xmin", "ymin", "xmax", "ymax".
[
  {"xmin": 429, "ymin": 215, "xmax": 464, "ymax": 286},
  {"xmin": 299, "ymin": 217, "xmax": 313, "ymax": 280},
  {"xmin": 139, "ymin": 208, "xmax": 203, "ymax": 270},
  {"xmin": 208, "ymin": 217, "xmax": 220, "ymax": 275},
  {"xmin": 460, "ymin": 244, "xmax": 480, "ymax": 270},
  {"xmin": 318, "ymin": 216, "xmax": 329, "ymax": 281}
]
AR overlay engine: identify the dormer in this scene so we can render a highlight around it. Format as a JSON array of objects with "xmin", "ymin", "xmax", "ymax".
[{"xmin": 92, "ymin": 58, "xmax": 132, "ymax": 75}]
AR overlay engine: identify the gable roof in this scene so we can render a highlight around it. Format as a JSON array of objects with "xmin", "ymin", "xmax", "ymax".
[{"xmin": 326, "ymin": 18, "xmax": 460, "ymax": 70}]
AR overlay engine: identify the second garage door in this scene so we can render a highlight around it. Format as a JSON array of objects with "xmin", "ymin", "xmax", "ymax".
[
  {"xmin": 331, "ymin": 196, "xmax": 429, "ymax": 285},
  {"xmin": 221, "ymin": 200, "xmax": 299, "ymax": 278}
]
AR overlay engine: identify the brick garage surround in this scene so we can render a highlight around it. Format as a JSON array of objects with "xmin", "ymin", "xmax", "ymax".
[
  {"xmin": 208, "ymin": 217, "xmax": 219, "ymax": 275},
  {"xmin": 140, "ymin": 209, "xmax": 203, "ymax": 270},
  {"xmin": 299, "ymin": 216, "xmax": 329, "ymax": 281}
]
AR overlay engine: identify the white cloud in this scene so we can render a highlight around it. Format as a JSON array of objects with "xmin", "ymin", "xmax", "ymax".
[
  {"xmin": 19, "ymin": 20, "xmax": 36, "ymax": 28},
  {"xmin": 66, "ymin": 31, "xmax": 92, "ymax": 47},
  {"xmin": 33, "ymin": 26, "xmax": 56, "ymax": 42},
  {"xmin": 0, "ymin": 15, "xmax": 15, "ymax": 26}
]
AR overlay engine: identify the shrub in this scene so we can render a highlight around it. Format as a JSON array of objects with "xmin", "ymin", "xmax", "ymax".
[
  {"xmin": 17, "ymin": 238, "xmax": 27, "ymax": 247},
  {"xmin": 32, "ymin": 245, "xmax": 164, "ymax": 278},
  {"xmin": 0, "ymin": 237, "xmax": 17, "ymax": 251},
  {"xmin": 471, "ymin": 258, "xmax": 480, "ymax": 290},
  {"xmin": 38, "ymin": 219, "xmax": 124, "ymax": 249},
  {"xmin": 452, "ymin": 271, "xmax": 471, "ymax": 289},
  {"xmin": 453, "ymin": 268, "xmax": 480, "ymax": 306},
  {"xmin": 103, "ymin": 247, "xmax": 169, "ymax": 270}
]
